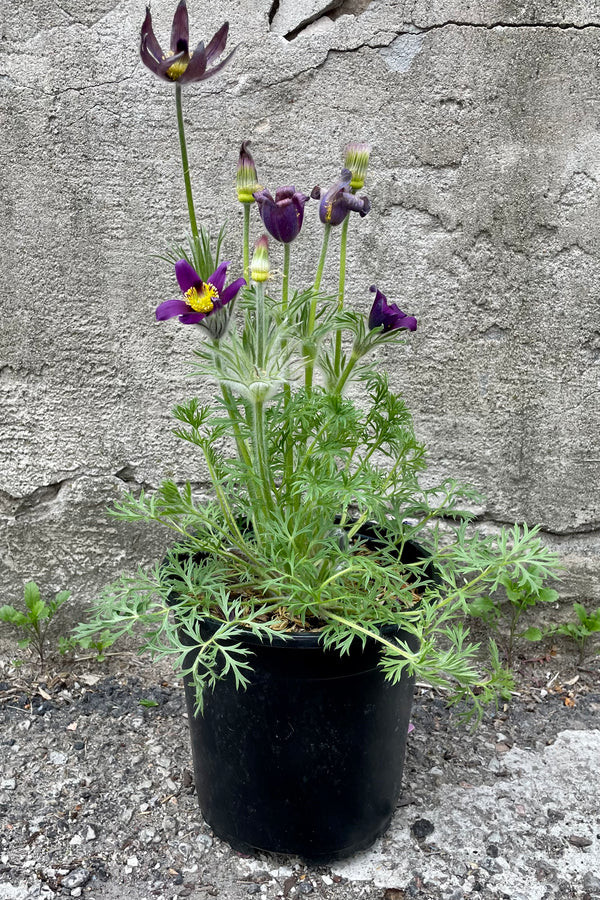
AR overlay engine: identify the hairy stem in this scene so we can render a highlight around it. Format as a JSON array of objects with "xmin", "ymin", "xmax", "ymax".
[
  {"xmin": 243, "ymin": 203, "xmax": 251, "ymax": 283},
  {"xmin": 281, "ymin": 243, "xmax": 294, "ymax": 501},
  {"xmin": 305, "ymin": 224, "xmax": 331, "ymax": 391},
  {"xmin": 175, "ymin": 84, "xmax": 199, "ymax": 241},
  {"xmin": 334, "ymin": 214, "xmax": 350, "ymax": 375}
]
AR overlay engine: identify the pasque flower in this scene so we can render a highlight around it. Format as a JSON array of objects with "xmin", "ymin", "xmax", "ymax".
[
  {"xmin": 156, "ymin": 260, "xmax": 245, "ymax": 338},
  {"xmin": 343, "ymin": 142, "xmax": 371, "ymax": 191},
  {"xmin": 140, "ymin": 1, "xmax": 234, "ymax": 84},
  {"xmin": 237, "ymin": 141, "xmax": 261, "ymax": 204},
  {"xmin": 250, "ymin": 235, "xmax": 270, "ymax": 282},
  {"xmin": 368, "ymin": 286, "xmax": 417, "ymax": 333},
  {"xmin": 311, "ymin": 168, "xmax": 370, "ymax": 226},
  {"xmin": 253, "ymin": 186, "xmax": 310, "ymax": 243}
]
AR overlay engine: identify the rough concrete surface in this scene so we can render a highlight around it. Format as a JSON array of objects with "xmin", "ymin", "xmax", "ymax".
[
  {"xmin": 2, "ymin": 1, "xmax": 600, "ymax": 605},
  {"xmin": 0, "ymin": 644, "xmax": 599, "ymax": 900}
]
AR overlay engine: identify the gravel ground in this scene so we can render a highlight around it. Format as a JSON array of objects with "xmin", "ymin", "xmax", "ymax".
[{"xmin": 0, "ymin": 637, "xmax": 599, "ymax": 900}]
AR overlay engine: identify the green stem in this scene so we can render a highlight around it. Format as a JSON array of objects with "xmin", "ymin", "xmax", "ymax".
[
  {"xmin": 255, "ymin": 279, "xmax": 266, "ymax": 370},
  {"xmin": 334, "ymin": 349, "xmax": 359, "ymax": 396},
  {"xmin": 305, "ymin": 224, "xmax": 331, "ymax": 391},
  {"xmin": 175, "ymin": 84, "xmax": 199, "ymax": 241},
  {"xmin": 282, "ymin": 242, "xmax": 291, "ymax": 313},
  {"xmin": 281, "ymin": 243, "xmax": 294, "ymax": 501},
  {"xmin": 243, "ymin": 203, "xmax": 251, "ymax": 283},
  {"xmin": 252, "ymin": 399, "xmax": 275, "ymax": 513},
  {"xmin": 335, "ymin": 214, "xmax": 350, "ymax": 375}
]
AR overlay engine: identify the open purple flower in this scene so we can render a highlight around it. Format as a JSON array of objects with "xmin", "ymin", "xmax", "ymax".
[
  {"xmin": 140, "ymin": 1, "xmax": 235, "ymax": 84},
  {"xmin": 253, "ymin": 186, "xmax": 310, "ymax": 243},
  {"xmin": 368, "ymin": 286, "xmax": 417, "ymax": 333},
  {"xmin": 156, "ymin": 260, "xmax": 245, "ymax": 338},
  {"xmin": 311, "ymin": 168, "xmax": 370, "ymax": 227}
]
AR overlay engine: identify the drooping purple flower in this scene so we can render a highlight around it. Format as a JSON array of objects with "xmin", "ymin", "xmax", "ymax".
[
  {"xmin": 253, "ymin": 186, "xmax": 310, "ymax": 243},
  {"xmin": 156, "ymin": 259, "xmax": 245, "ymax": 339},
  {"xmin": 368, "ymin": 285, "xmax": 417, "ymax": 333},
  {"xmin": 311, "ymin": 168, "xmax": 370, "ymax": 227},
  {"xmin": 140, "ymin": 1, "xmax": 235, "ymax": 85}
]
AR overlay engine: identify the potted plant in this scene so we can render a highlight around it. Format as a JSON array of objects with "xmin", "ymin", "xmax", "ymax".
[{"xmin": 77, "ymin": 1, "xmax": 559, "ymax": 862}]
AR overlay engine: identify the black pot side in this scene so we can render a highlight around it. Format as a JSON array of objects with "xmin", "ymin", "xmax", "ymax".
[{"xmin": 177, "ymin": 536, "xmax": 431, "ymax": 863}]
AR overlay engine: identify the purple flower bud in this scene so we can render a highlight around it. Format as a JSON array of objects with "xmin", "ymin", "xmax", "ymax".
[
  {"xmin": 368, "ymin": 286, "xmax": 417, "ymax": 333},
  {"xmin": 317, "ymin": 169, "xmax": 370, "ymax": 227},
  {"xmin": 253, "ymin": 186, "xmax": 310, "ymax": 243}
]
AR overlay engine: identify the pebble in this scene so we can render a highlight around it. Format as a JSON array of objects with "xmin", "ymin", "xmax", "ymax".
[
  {"xmin": 85, "ymin": 825, "xmax": 96, "ymax": 841},
  {"xmin": 62, "ymin": 869, "xmax": 90, "ymax": 890},
  {"xmin": 139, "ymin": 827, "xmax": 157, "ymax": 844},
  {"xmin": 1, "ymin": 777, "xmax": 16, "ymax": 790},
  {"xmin": 411, "ymin": 818, "xmax": 435, "ymax": 840},
  {"xmin": 49, "ymin": 751, "xmax": 67, "ymax": 766},
  {"xmin": 297, "ymin": 882, "xmax": 314, "ymax": 894},
  {"xmin": 584, "ymin": 873, "xmax": 600, "ymax": 895},
  {"xmin": 127, "ymin": 856, "xmax": 140, "ymax": 867}
]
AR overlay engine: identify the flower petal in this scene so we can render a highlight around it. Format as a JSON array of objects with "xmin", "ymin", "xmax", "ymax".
[
  {"xmin": 195, "ymin": 46, "xmax": 236, "ymax": 81},
  {"xmin": 218, "ymin": 277, "xmax": 246, "ymax": 306},
  {"xmin": 208, "ymin": 260, "xmax": 230, "ymax": 295},
  {"xmin": 205, "ymin": 22, "xmax": 229, "ymax": 64},
  {"xmin": 264, "ymin": 198, "xmax": 300, "ymax": 243},
  {"xmin": 156, "ymin": 298, "xmax": 190, "ymax": 321},
  {"xmin": 174, "ymin": 259, "xmax": 201, "ymax": 293},
  {"xmin": 140, "ymin": 8, "xmax": 163, "ymax": 64},
  {"xmin": 170, "ymin": 0, "xmax": 189, "ymax": 53},
  {"xmin": 140, "ymin": 35, "xmax": 169, "ymax": 78},
  {"xmin": 152, "ymin": 50, "xmax": 187, "ymax": 81},
  {"xmin": 179, "ymin": 312, "xmax": 206, "ymax": 324},
  {"xmin": 274, "ymin": 186, "xmax": 296, "ymax": 202},
  {"xmin": 368, "ymin": 286, "xmax": 417, "ymax": 332},
  {"xmin": 178, "ymin": 41, "xmax": 207, "ymax": 84}
]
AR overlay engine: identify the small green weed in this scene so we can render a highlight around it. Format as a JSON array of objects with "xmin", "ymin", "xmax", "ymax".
[
  {"xmin": 59, "ymin": 629, "xmax": 118, "ymax": 662},
  {"xmin": 548, "ymin": 603, "xmax": 600, "ymax": 664},
  {"xmin": 468, "ymin": 570, "xmax": 559, "ymax": 667},
  {"xmin": 0, "ymin": 582, "xmax": 70, "ymax": 667}
]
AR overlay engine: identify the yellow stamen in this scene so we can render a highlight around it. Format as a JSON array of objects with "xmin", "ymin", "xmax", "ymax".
[
  {"xmin": 166, "ymin": 53, "xmax": 190, "ymax": 80},
  {"xmin": 185, "ymin": 283, "xmax": 218, "ymax": 313},
  {"xmin": 324, "ymin": 200, "xmax": 333, "ymax": 223}
]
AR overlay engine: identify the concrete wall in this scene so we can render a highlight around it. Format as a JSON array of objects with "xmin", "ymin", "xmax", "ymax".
[{"xmin": 1, "ymin": 0, "xmax": 600, "ymax": 609}]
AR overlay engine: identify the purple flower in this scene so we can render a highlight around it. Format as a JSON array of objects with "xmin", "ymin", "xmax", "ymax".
[
  {"xmin": 253, "ymin": 186, "xmax": 310, "ymax": 243},
  {"xmin": 311, "ymin": 168, "xmax": 370, "ymax": 227},
  {"xmin": 368, "ymin": 286, "xmax": 417, "ymax": 333},
  {"xmin": 140, "ymin": 1, "xmax": 235, "ymax": 84},
  {"xmin": 156, "ymin": 260, "xmax": 245, "ymax": 338}
]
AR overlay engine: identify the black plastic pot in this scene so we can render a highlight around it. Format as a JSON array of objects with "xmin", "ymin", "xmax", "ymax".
[{"xmin": 177, "ymin": 534, "xmax": 432, "ymax": 863}]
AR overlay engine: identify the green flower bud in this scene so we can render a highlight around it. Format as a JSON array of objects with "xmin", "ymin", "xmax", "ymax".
[
  {"xmin": 343, "ymin": 142, "xmax": 371, "ymax": 191},
  {"xmin": 251, "ymin": 235, "xmax": 270, "ymax": 283},
  {"xmin": 237, "ymin": 140, "xmax": 261, "ymax": 203}
]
